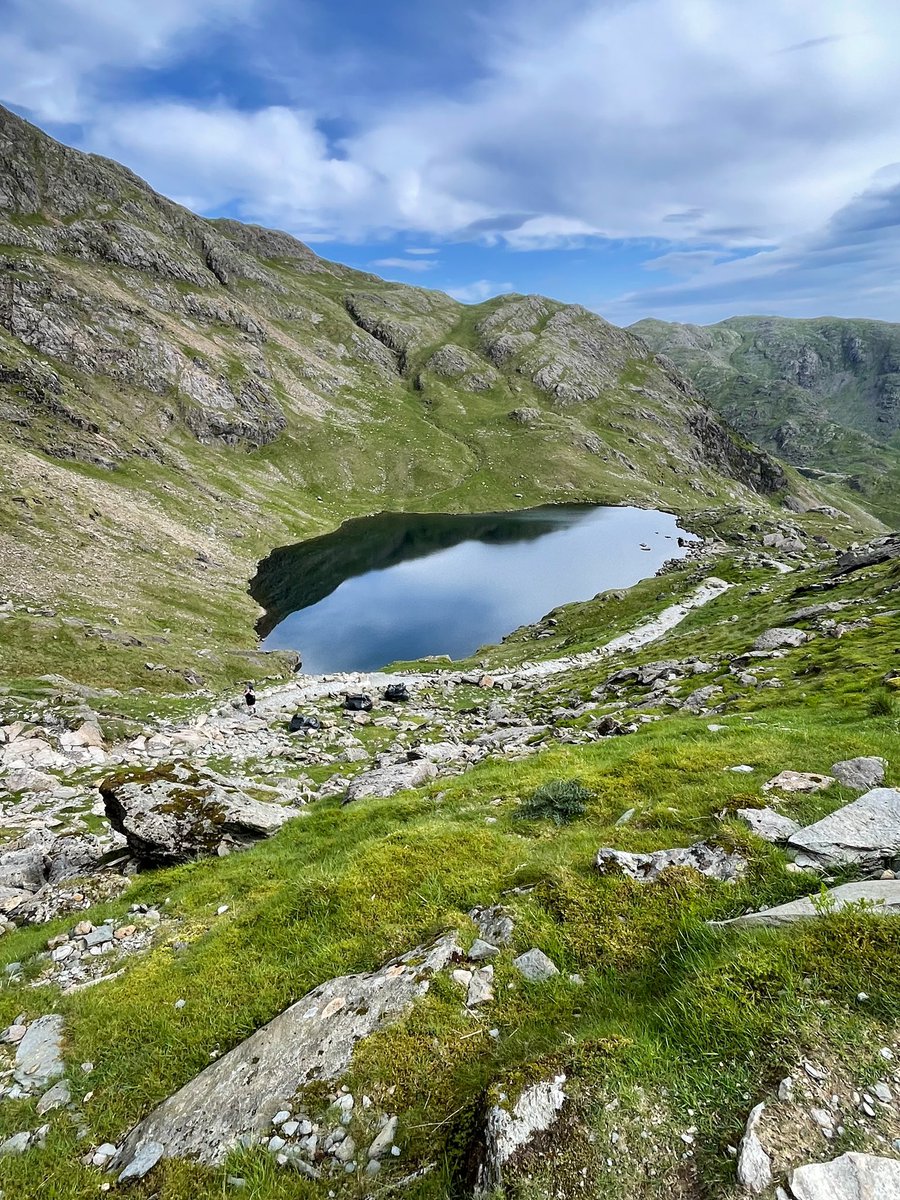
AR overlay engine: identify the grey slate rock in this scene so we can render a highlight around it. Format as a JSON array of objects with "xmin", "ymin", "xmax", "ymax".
[
  {"xmin": 715, "ymin": 880, "xmax": 900, "ymax": 928},
  {"xmin": 113, "ymin": 935, "xmax": 458, "ymax": 1170},
  {"xmin": 753, "ymin": 627, "xmax": 808, "ymax": 651},
  {"xmin": 790, "ymin": 1151, "xmax": 900, "ymax": 1198},
  {"xmin": 36, "ymin": 1078, "xmax": 70, "ymax": 1115},
  {"xmin": 512, "ymin": 948, "xmax": 559, "ymax": 982},
  {"xmin": 469, "ymin": 905, "xmax": 514, "ymax": 946},
  {"xmin": 736, "ymin": 1102, "xmax": 771, "ymax": 1195},
  {"xmin": 474, "ymin": 1073, "xmax": 567, "ymax": 1194},
  {"xmin": 343, "ymin": 760, "xmax": 437, "ymax": 804},
  {"xmin": 736, "ymin": 807, "xmax": 801, "ymax": 844},
  {"xmin": 468, "ymin": 938, "xmax": 500, "ymax": 962},
  {"xmin": 596, "ymin": 841, "xmax": 745, "ymax": 883},
  {"xmin": 0, "ymin": 1130, "xmax": 31, "ymax": 1156},
  {"xmin": 14, "ymin": 1014, "xmax": 64, "ymax": 1092},
  {"xmin": 831, "ymin": 757, "xmax": 887, "ymax": 792},
  {"xmin": 787, "ymin": 787, "xmax": 900, "ymax": 871},
  {"xmin": 117, "ymin": 1140, "xmax": 164, "ymax": 1182}
]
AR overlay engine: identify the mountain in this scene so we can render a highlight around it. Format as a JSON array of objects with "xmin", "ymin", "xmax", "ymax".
[
  {"xmin": 631, "ymin": 315, "xmax": 900, "ymax": 525},
  {"xmin": 0, "ymin": 105, "xmax": 879, "ymax": 693}
]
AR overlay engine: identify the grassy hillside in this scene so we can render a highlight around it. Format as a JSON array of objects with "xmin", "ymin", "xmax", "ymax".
[{"xmin": 631, "ymin": 316, "xmax": 900, "ymax": 526}]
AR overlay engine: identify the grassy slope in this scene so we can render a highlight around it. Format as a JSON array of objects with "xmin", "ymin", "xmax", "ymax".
[{"xmin": 1, "ymin": 553, "xmax": 898, "ymax": 1198}]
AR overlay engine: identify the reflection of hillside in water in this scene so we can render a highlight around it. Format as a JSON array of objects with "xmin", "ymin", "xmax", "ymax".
[{"xmin": 250, "ymin": 506, "xmax": 592, "ymax": 638}]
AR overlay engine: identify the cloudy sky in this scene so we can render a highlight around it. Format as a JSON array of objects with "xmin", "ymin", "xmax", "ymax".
[{"xmin": 3, "ymin": 0, "xmax": 899, "ymax": 324}]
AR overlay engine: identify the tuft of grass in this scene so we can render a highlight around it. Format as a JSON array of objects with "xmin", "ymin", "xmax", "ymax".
[
  {"xmin": 516, "ymin": 778, "xmax": 592, "ymax": 826},
  {"xmin": 868, "ymin": 687, "xmax": 898, "ymax": 718}
]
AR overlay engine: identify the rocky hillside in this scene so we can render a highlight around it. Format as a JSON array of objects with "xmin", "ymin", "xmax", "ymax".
[
  {"xmin": 0, "ymin": 527, "xmax": 898, "ymax": 1199},
  {"xmin": 631, "ymin": 316, "xmax": 900, "ymax": 526},
  {"xmin": 0, "ymin": 104, "xmax": 879, "ymax": 696}
]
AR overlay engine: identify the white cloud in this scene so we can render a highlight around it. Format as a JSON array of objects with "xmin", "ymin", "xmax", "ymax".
[
  {"xmin": 445, "ymin": 280, "xmax": 515, "ymax": 303},
  {"xmin": 371, "ymin": 257, "xmax": 438, "ymax": 272},
  {"xmin": 405, "ymin": 248, "xmax": 440, "ymax": 255}
]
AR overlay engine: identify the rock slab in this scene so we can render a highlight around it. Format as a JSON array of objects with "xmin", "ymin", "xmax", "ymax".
[
  {"xmin": 788, "ymin": 788, "xmax": 900, "ymax": 871},
  {"xmin": 14, "ymin": 1014, "xmax": 65, "ymax": 1092},
  {"xmin": 475, "ymin": 1073, "xmax": 567, "ymax": 1194},
  {"xmin": 831, "ymin": 757, "xmax": 887, "ymax": 792},
  {"xmin": 343, "ymin": 760, "xmax": 437, "ymax": 804},
  {"xmin": 114, "ymin": 935, "xmax": 458, "ymax": 1171},
  {"xmin": 790, "ymin": 1151, "xmax": 900, "ymax": 1198},
  {"xmin": 596, "ymin": 841, "xmax": 745, "ymax": 883},
  {"xmin": 717, "ymin": 880, "xmax": 900, "ymax": 928}
]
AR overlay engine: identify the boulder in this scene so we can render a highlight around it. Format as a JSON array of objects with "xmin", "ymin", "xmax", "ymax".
[
  {"xmin": 715, "ymin": 880, "xmax": 900, "ymax": 928},
  {"xmin": 682, "ymin": 685, "xmax": 723, "ymax": 714},
  {"xmin": 0, "ymin": 831, "xmax": 106, "ymax": 915},
  {"xmin": 753, "ymin": 628, "xmax": 808, "ymax": 651},
  {"xmin": 831, "ymin": 757, "xmax": 887, "ymax": 792},
  {"xmin": 736, "ymin": 807, "xmax": 801, "ymax": 844},
  {"xmin": 834, "ymin": 534, "xmax": 900, "ymax": 575},
  {"xmin": 473, "ymin": 1073, "xmax": 567, "ymax": 1194},
  {"xmin": 343, "ymin": 760, "xmax": 437, "ymax": 804},
  {"xmin": 787, "ymin": 788, "xmax": 900, "ymax": 872},
  {"xmin": 763, "ymin": 770, "xmax": 834, "ymax": 795},
  {"xmin": 14, "ymin": 1014, "xmax": 65, "ymax": 1092},
  {"xmin": 596, "ymin": 841, "xmax": 745, "ymax": 883},
  {"xmin": 790, "ymin": 1151, "xmax": 900, "ymax": 1198},
  {"xmin": 512, "ymin": 948, "xmax": 559, "ymax": 982},
  {"xmin": 100, "ymin": 764, "xmax": 298, "ymax": 866},
  {"xmin": 736, "ymin": 1102, "xmax": 771, "ymax": 1195},
  {"xmin": 113, "ymin": 935, "xmax": 458, "ymax": 1171}
]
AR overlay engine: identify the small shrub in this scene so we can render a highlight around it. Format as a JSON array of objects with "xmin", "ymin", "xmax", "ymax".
[
  {"xmin": 517, "ymin": 778, "xmax": 591, "ymax": 825},
  {"xmin": 867, "ymin": 688, "xmax": 897, "ymax": 718}
]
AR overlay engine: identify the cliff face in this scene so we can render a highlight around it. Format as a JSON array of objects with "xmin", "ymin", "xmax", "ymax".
[{"xmin": 632, "ymin": 315, "xmax": 900, "ymax": 525}]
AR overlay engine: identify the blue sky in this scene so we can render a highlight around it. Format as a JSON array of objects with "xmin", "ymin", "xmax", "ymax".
[{"xmin": 3, "ymin": 0, "xmax": 900, "ymax": 325}]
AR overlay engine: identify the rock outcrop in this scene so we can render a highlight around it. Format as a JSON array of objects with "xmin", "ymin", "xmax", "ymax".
[
  {"xmin": 596, "ymin": 841, "xmax": 745, "ymax": 883},
  {"xmin": 787, "ymin": 788, "xmax": 900, "ymax": 872}
]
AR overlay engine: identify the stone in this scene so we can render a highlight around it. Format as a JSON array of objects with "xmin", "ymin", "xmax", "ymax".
[
  {"xmin": 342, "ymin": 760, "xmax": 437, "ymax": 805},
  {"xmin": 715, "ymin": 880, "xmax": 900, "ymax": 927},
  {"xmin": 790, "ymin": 1151, "xmax": 900, "ymax": 1198},
  {"xmin": 763, "ymin": 770, "xmax": 834, "ymax": 795},
  {"xmin": 467, "ymin": 966, "xmax": 495, "ymax": 1007},
  {"xmin": 113, "ymin": 935, "xmax": 458, "ymax": 1170},
  {"xmin": 36, "ymin": 1078, "xmax": 71, "ymax": 1114},
  {"xmin": 753, "ymin": 627, "xmax": 808, "ymax": 651},
  {"xmin": 368, "ymin": 1116, "xmax": 398, "ymax": 1160},
  {"xmin": 682, "ymin": 685, "xmax": 723, "ymax": 714},
  {"xmin": 596, "ymin": 841, "xmax": 745, "ymax": 883},
  {"xmin": 83, "ymin": 924, "xmax": 114, "ymax": 949},
  {"xmin": 469, "ymin": 905, "xmax": 514, "ymax": 947},
  {"xmin": 787, "ymin": 788, "xmax": 900, "ymax": 871},
  {"xmin": 474, "ymin": 1073, "xmax": 566, "ymax": 1194},
  {"xmin": 92, "ymin": 1143, "xmax": 118, "ymax": 1167},
  {"xmin": 831, "ymin": 757, "xmax": 887, "ymax": 792},
  {"xmin": 14, "ymin": 1014, "xmax": 65, "ymax": 1092},
  {"xmin": 0, "ymin": 1131, "xmax": 31, "ymax": 1156},
  {"xmin": 117, "ymin": 1140, "xmax": 164, "ymax": 1182},
  {"xmin": 512, "ymin": 948, "xmax": 559, "ymax": 983},
  {"xmin": 468, "ymin": 938, "xmax": 500, "ymax": 962},
  {"xmin": 100, "ymin": 764, "xmax": 299, "ymax": 866},
  {"xmin": 736, "ymin": 807, "xmax": 801, "ymax": 844},
  {"xmin": 736, "ymin": 1103, "xmax": 771, "ymax": 1195}
]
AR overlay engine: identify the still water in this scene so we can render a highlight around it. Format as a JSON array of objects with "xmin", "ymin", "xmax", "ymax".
[{"xmin": 252, "ymin": 505, "xmax": 693, "ymax": 673}]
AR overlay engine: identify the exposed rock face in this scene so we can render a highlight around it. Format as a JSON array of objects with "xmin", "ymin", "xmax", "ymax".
[
  {"xmin": 787, "ymin": 788, "xmax": 900, "ymax": 872},
  {"xmin": 790, "ymin": 1151, "xmax": 900, "ymax": 1198},
  {"xmin": 717, "ymin": 880, "xmax": 900, "ymax": 928},
  {"xmin": 473, "ymin": 1073, "xmax": 567, "ymax": 1195},
  {"xmin": 0, "ymin": 830, "xmax": 107, "ymax": 917},
  {"xmin": 13, "ymin": 1014, "xmax": 64, "ymax": 1092},
  {"xmin": 100, "ymin": 763, "xmax": 298, "ymax": 866},
  {"xmin": 753, "ymin": 627, "xmax": 809, "ymax": 651},
  {"xmin": 834, "ymin": 535, "xmax": 900, "ymax": 575},
  {"xmin": 596, "ymin": 841, "xmax": 745, "ymax": 883},
  {"xmin": 113, "ymin": 935, "xmax": 459, "ymax": 1170}
]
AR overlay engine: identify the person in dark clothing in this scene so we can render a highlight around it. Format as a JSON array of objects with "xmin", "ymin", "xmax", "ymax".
[{"xmin": 244, "ymin": 683, "xmax": 257, "ymax": 712}]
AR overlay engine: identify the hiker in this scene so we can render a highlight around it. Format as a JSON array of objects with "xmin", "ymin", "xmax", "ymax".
[{"xmin": 244, "ymin": 682, "xmax": 257, "ymax": 712}]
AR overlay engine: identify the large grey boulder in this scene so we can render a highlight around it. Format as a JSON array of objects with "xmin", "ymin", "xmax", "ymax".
[
  {"xmin": 473, "ymin": 1073, "xmax": 567, "ymax": 1194},
  {"xmin": 113, "ymin": 934, "xmax": 458, "ymax": 1171},
  {"xmin": 596, "ymin": 841, "xmax": 745, "ymax": 883},
  {"xmin": 790, "ymin": 1151, "xmax": 900, "ymax": 1198},
  {"xmin": 753, "ymin": 627, "xmax": 808, "ymax": 651},
  {"xmin": 716, "ymin": 880, "xmax": 900, "ymax": 928},
  {"xmin": 787, "ymin": 788, "xmax": 900, "ymax": 872},
  {"xmin": 14, "ymin": 1014, "xmax": 65, "ymax": 1092},
  {"xmin": 342, "ymin": 760, "xmax": 437, "ymax": 804},
  {"xmin": 100, "ymin": 764, "xmax": 298, "ymax": 866},
  {"xmin": 736, "ymin": 808, "xmax": 801, "ymax": 844},
  {"xmin": 831, "ymin": 757, "xmax": 887, "ymax": 792}
]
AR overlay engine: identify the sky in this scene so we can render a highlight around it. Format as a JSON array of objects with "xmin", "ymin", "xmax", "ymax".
[{"xmin": 3, "ymin": 0, "xmax": 900, "ymax": 326}]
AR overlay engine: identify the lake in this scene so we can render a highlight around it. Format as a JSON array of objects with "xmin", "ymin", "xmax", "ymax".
[{"xmin": 251, "ymin": 505, "xmax": 693, "ymax": 673}]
